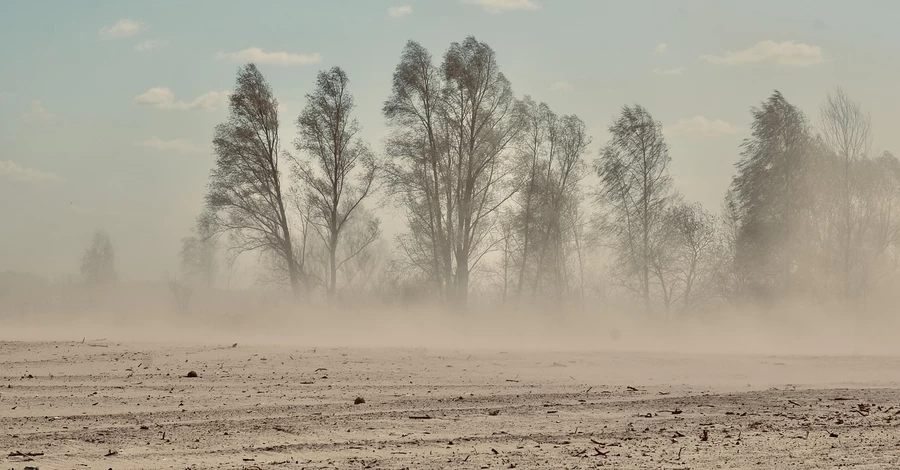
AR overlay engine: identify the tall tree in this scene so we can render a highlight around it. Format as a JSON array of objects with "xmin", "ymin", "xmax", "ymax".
[
  {"xmin": 294, "ymin": 66, "xmax": 378, "ymax": 301},
  {"xmin": 206, "ymin": 64, "xmax": 301, "ymax": 296},
  {"xmin": 730, "ymin": 91, "xmax": 815, "ymax": 300},
  {"xmin": 81, "ymin": 229, "xmax": 116, "ymax": 285},
  {"xmin": 384, "ymin": 37, "xmax": 524, "ymax": 309},
  {"xmin": 594, "ymin": 105, "xmax": 676, "ymax": 314},
  {"xmin": 819, "ymin": 88, "xmax": 872, "ymax": 297}
]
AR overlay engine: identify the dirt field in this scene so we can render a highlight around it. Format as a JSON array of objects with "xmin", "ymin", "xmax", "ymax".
[{"xmin": 3, "ymin": 339, "xmax": 900, "ymax": 469}]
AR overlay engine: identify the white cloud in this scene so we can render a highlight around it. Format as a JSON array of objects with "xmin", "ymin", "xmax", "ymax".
[
  {"xmin": 216, "ymin": 47, "xmax": 322, "ymax": 66},
  {"xmin": 462, "ymin": 0, "xmax": 540, "ymax": 13},
  {"xmin": 701, "ymin": 40, "xmax": 826, "ymax": 67},
  {"xmin": 654, "ymin": 43, "xmax": 668, "ymax": 55},
  {"xmin": 652, "ymin": 67, "xmax": 685, "ymax": 76},
  {"xmin": 0, "ymin": 160, "xmax": 63, "ymax": 184},
  {"xmin": 100, "ymin": 19, "xmax": 145, "ymax": 39},
  {"xmin": 666, "ymin": 116, "xmax": 739, "ymax": 136},
  {"xmin": 388, "ymin": 5, "xmax": 413, "ymax": 17},
  {"xmin": 134, "ymin": 38, "xmax": 162, "ymax": 52},
  {"xmin": 135, "ymin": 137, "xmax": 201, "ymax": 153},
  {"xmin": 134, "ymin": 87, "xmax": 229, "ymax": 111},
  {"xmin": 19, "ymin": 101, "xmax": 57, "ymax": 122},
  {"xmin": 549, "ymin": 80, "xmax": 573, "ymax": 91}
]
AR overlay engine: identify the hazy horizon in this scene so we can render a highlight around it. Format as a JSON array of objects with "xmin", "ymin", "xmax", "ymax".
[{"xmin": 2, "ymin": 0, "xmax": 899, "ymax": 281}]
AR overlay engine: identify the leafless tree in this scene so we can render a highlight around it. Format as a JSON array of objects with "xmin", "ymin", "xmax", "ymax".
[
  {"xmin": 819, "ymin": 88, "xmax": 872, "ymax": 298},
  {"xmin": 81, "ymin": 229, "xmax": 116, "ymax": 285},
  {"xmin": 594, "ymin": 105, "xmax": 676, "ymax": 315},
  {"xmin": 383, "ymin": 37, "xmax": 525, "ymax": 309},
  {"xmin": 664, "ymin": 202, "xmax": 718, "ymax": 312},
  {"xmin": 206, "ymin": 63, "xmax": 302, "ymax": 297},
  {"xmin": 293, "ymin": 66, "xmax": 378, "ymax": 301},
  {"xmin": 168, "ymin": 274, "xmax": 193, "ymax": 313},
  {"xmin": 179, "ymin": 210, "xmax": 218, "ymax": 288}
]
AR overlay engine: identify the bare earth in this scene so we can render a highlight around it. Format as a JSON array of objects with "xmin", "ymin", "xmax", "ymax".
[{"xmin": 3, "ymin": 340, "xmax": 900, "ymax": 469}]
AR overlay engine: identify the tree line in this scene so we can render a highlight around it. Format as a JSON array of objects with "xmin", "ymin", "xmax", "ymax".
[{"xmin": 170, "ymin": 36, "xmax": 900, "ymax": 316}]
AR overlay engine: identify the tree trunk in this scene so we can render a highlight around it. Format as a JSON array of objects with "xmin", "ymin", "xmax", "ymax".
[{"xmin": 327, "ymin": 232, "xmax": 338, "ymax": 301}]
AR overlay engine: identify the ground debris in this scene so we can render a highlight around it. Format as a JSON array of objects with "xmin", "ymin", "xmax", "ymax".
[{"xmin": 9, "ymin": 450, "xmax": 45, "ymax": 458}]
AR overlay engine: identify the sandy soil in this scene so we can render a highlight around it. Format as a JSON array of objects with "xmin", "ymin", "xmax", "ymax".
[{"xmin": 3, "ymin": 340, "xmax": 900, "ymax": 469}]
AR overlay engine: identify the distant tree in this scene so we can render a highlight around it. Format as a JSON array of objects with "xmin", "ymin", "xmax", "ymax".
[
  {"xmin": 594, "ymin": 105, "xmax": 676, "ymax": 314},
  {"xmin": 80, "ymin": 229, "xmax": 116, "ymax": 285},
  {"xmin": 205, "ymin": 63, "xmax": 302, "ymax": 297},
  {"xmin": 852, "ymin": 151, "xmax": 900, "ymax": 301},
  {"xmin": 730, "ymin": 91, "xmax": 816, "ymax": 300},
  {"xmin": 293, "ymin": 66, "xmax": 379, "ymax": 301},
  {"xmin": 179, "ymin": 210, "xmax": 218, "ymax": 288},
  {"xmin": 508, "ymin": 100, "xmax": 591, "ymax": 302},
  {"xmin": 711, "ymin": 189, "xmax": 748, "ymax": 303},
  {"xmin": 383, "ymin": 37, "xmax": 525, "ymax": 309},
  {"xmin": 661, "ymin": 202, "xmax": 718, "ymax": 312},
  {"xmin": 819, "ymin": 88, "xmax": 872, "ymax": 298}
]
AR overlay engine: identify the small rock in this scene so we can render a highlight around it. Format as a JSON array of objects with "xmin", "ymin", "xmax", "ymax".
[
  {"xmin": 185, "ymin": 371, "xmax": 198, "ymax": 378},
  {"xmin": 354, "ymin": 396, "xmax": 366, "ymax": 405}
]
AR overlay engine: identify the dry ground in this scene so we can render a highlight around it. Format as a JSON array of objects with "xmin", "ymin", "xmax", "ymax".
[{"xmin": 3, "ymin": 340, "xmax": 900, "ymax": 469}]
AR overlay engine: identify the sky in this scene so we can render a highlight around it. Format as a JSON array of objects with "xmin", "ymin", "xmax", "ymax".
[{"xmin": 2, "ymin": 0, "xmax": 899, "ymax": 281}]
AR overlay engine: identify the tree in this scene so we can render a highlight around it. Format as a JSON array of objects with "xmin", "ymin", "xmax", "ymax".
[
  {"xmin": 383, "ymin": 37, "xmax": 525, "ymax": 309},
  {"xmin": 180, "ymin": 210, "xmax": 218, "ymax": 288},
  {"xmin": 594, "ymin": 104, "xmax": 676, "ymax": 314},
  {"xmin": 819, "ymin": 88, "xmax": 872, "ymax": 298},
  {"xmin": 852, "ymin": 151, "xmax": 900, "ymax": 302},
  {"xmin": 662, "ymin": 202, "xmax": 717, "ymax": 312},
  {"xmin": 205, "ymin": 63, "xmax": 302, "ymax": 297},
  {"xmin": 730, "ymin": 91, "xmax": 816, "ymax": 300},
  {"xmin": 508, "ymin": 101, "xmax": 590, "ymax": 302},
  {"xmin": 81, "ymin": 229, "xmax": 116, "ymax": 285},
  {"xmin": 293, "ymin": 66, "xmax": 378, "ymax": 301}
]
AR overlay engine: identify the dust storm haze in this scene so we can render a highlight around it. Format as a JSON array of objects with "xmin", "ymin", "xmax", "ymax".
[{"xmin": 3, "ymin": 2, "xmax": 900, "ymax": 469}]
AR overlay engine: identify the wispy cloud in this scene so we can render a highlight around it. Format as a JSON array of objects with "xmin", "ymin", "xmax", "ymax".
[
  {"xmin": 388, "ymin": 5, "xmax": 413, "ymax": 18},
  {"xmin": 100, "ymin": 19, "xmax": 145, "ymax": 39},
  {"xmin": 666, "ymin": 116, "xmax": 739, "ymax": 136},
  {"xmin": 134, "ymin": 88, "xmax": 228, "ymax": 111},
  {"xmin": 0, "ymin": 160, "xmax": 63, "ymax": 184},
  {"xmin": 549, "ymin": 80, "xmax": 573, "ymax": 91},
  {"xmin": 701, "ymin": 40, "xmax": 826, "ymax": 67},
  {"xmin": 216, "ymin": 47, "xmax": 322, "ymax": 66},
  {"xmin": 652, "ymin": 67, "xmax": 685, "ymax": 76},
  {"xmin": 19, "ymin": 101, "xmax": 57, "ymax": 122},
  {"xmin": 134, "ymin": 38, "xmax": 163, "ymax": 52},
  {"xmin": 462, "ymin": 0, "xmax": 540, "ymax": 13},
  {"xmin": 653, "ymin": 43, "xmax": 668, "ymax": 55},
  {"xmin": 135, "ymin": 137, "xmax": 201, "ymax": 153}
]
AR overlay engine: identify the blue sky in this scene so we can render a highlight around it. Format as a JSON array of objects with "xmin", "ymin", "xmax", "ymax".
[{"xmin": 2, "ymin": 0, "xmax": 899, "ymax": 280}]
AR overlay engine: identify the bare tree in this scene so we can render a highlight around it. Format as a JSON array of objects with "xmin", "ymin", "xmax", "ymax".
[
  {"xmin": 179, "ymin": 210, "xmax": 218, "ymax": 288},
  {"xmin": 664, "ymin": 202, "xmax": 718, "ymax": 312},
  {"xmin": 81, "ymin": 229, "xmax": 116, "ymax": 285},
  {"xmin": 594, "ymin": 105, "xmax": 676, "ymax": 315},
  {"xmin": 384, "ymin": 37, "xmax": 525, "ymax": 309},
  {"xmin": 205, "ymin": 64, "xmax": 302, "ymax": 297},
  {"xmin": 819, "ymin": 88, "xmax": 872, "ymax": 298},
  {"xmin": 513, "ymin": 97, "xmax": 557, "ymax": 297},
  {"xmin": 293, "ymin": 66, "xmax": 378, "ymax": 301}
]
